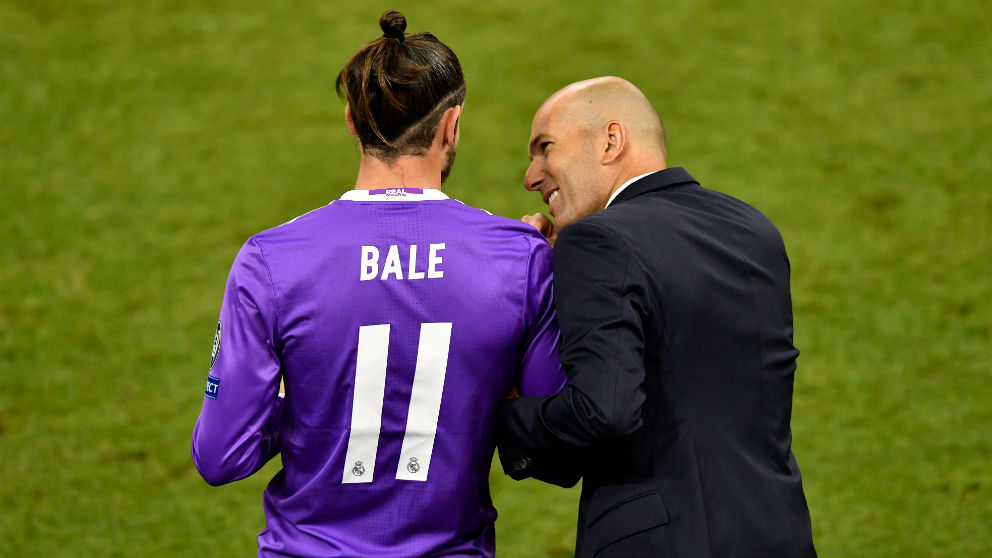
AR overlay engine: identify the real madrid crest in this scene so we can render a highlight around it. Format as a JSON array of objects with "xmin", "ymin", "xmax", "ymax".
[
  {"xmin": 352, "ymin": 461, "xmax": 365, "ymax": 477},
  {"xmin": 406, "ymin": 457, "xmax": 420, "ymax": 474},
  {"xmin": 210, "ymin": 319, "xmax": 222, "ymax": 370}
]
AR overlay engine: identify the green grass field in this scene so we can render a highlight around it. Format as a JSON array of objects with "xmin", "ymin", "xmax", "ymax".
[{"xmin": 2, "ymin": 0, "xmax": 990, "ymax": 556}]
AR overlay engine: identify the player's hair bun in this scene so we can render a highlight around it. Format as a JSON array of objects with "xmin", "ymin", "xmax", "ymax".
[
  {"xmin": 337, "ymin": 7, "xmax": 464, "ymax": 155},
  {"xmin": 380, "ymin": 10, "xmax": 407, "ymax": 40}
]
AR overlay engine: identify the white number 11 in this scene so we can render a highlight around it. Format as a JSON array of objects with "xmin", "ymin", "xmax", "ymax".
[{"xmin": 342, "ymin": 322, "xmax": 452, "ymax": 484}]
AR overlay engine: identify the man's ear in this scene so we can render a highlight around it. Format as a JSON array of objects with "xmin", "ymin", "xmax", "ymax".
[
  {"xmin": 439, "ymin": 105, "xmax": 463, "ymax": 148},
  {"xmin": 344, "ymin": 104, "xmax": 359, "ymax": 139},
  {"xmin": 602, "ymin": 120, "xmax": 626, "ymax": 164}
]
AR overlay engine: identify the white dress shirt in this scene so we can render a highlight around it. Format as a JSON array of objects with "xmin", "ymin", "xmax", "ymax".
[{"xmin": 606, "ymin": 171, "xmax": 660, "ymax": 208}]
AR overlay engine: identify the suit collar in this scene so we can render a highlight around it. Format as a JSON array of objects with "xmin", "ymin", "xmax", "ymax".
[
  {"xmin": 606, "ymin": 171, "xmax": 656, "ymax": 207},
  {"xmin": 611, "ymin": 167, "xmax": 698, "ymax": 206}
]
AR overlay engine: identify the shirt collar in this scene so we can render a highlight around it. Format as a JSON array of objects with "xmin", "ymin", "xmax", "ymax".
[
  {"xmin": 339, "ymin": 188, "xmax": 449, "ymax": 202},
  {"xmin": 606, "ymin": 171, "xmax": 659, "ymax": 207}
]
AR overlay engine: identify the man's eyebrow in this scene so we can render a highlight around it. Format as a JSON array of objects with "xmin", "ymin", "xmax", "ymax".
[{"xmin": 529, "ymin": 134, "xmax": 549, "ymax": 153}]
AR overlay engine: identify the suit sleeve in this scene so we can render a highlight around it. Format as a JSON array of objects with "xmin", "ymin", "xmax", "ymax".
[
  {"xmin": 191, "ymin": 238, "xmax": 284, "ymax": 486},
  {"xmin": 496, "ymin": 220, "xmax": 648, "ymax": 481}
]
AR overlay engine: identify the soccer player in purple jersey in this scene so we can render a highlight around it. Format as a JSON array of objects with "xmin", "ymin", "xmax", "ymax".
[{"xmin": 191, "ymin": 10, "xmax": 568, "ymax": 558}]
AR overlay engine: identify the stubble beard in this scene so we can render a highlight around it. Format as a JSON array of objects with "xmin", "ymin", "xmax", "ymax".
[{"xmin": 440, "ymin": 145, "xmax": 457, "ymax": 185}]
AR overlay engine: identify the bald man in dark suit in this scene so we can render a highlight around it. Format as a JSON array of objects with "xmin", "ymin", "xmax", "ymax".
[{"xmin": 495, "ymin": 77, "xmax": 816, "ymax": 557}]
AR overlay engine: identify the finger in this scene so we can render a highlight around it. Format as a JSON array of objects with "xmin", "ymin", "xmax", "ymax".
[{"xmin": 522, "ymin": 213, "xmax": 550, "ymax": 227}]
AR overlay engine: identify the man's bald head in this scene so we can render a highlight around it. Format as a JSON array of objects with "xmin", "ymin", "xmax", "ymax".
[
  {"xmin": 524, "ymin": 77, "xmax": 669, "ymax": 236},
  {"xmin": 540, "ymin": 76, "xmax": 667, "ymax": 161}
]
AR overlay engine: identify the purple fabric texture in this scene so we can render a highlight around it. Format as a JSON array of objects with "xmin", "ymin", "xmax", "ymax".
[{"xmin": 193, "ymin": 190, "xmax": 565, "ymax": 557}]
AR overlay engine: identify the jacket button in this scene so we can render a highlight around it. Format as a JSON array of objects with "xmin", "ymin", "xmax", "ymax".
[{"xmin": 512, "ymin": 458, "xmax": 533, "ymax": 471}]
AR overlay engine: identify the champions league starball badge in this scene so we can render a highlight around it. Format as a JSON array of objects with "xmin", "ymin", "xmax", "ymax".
[{"xmin": 210, "ymin": 320, "xmax": 222, "ymax": 370}]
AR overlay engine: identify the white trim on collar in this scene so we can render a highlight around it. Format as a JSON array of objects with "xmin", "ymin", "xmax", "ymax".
[
  {"xmin": 606, "ymin": 171, "xmax": 658, "ymax": 208},
  {"xmin": 339, "ymin": 188, "xmax": 449, "ymax": 202}
]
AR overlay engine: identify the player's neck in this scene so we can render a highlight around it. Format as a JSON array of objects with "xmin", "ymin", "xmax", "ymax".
[{"xmin": 354, "ymin": 152, "xmax": 444, "ymax": 191}]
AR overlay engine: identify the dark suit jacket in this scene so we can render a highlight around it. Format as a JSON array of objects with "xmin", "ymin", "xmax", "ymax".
[{"xmin": 496, "ymin": 168, "xmax": 815, "ymax": 557}]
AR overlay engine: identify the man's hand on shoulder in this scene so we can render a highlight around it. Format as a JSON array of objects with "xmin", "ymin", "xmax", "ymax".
[{"xmin": 521, "ymin": 213, "xmax": 556, "ymax": 245}]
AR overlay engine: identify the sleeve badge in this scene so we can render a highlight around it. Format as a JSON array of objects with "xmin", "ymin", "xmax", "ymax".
[{"xmin": 210, "ymin": 319, "xmax": 222, "ymax": 370}]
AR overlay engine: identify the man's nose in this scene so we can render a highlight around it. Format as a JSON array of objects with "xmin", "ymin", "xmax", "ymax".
[{"xmin": 524, "ymin": 163, "xmax": 543, "ymax": 191}]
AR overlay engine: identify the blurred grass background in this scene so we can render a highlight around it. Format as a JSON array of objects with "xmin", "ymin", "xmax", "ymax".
[{"xmin": 1, "ymin": 0, "xmax": 990, "ymax": 556}]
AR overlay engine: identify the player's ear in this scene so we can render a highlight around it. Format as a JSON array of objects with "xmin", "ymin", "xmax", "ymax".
[
  {"xmin": 601, "ymin": 120, "xmax": 626, "ymax": 165},
  {"xmin": 344, "ymin": 104, "xmax": 359, "ymax": 139},
  {"xmin": 439, "ymin": 105, "xmax": 462, "ymax": 148}
]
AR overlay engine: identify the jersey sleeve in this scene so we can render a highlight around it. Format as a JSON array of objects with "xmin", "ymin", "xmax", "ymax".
[
  {"xmin": 191, "ymin": 238, "xmax": 283, "ymax": 486},
  {"xmin": 517, "ymin": 233, "xmax": 567, "ymax": 397}
]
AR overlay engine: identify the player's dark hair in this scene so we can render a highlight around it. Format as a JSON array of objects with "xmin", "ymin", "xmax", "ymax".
[{"xmin": 336, "ymin": 10, "xmax": 466, "ymax": 161}]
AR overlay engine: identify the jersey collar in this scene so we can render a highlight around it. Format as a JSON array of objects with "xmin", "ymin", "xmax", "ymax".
[{"xmin": 339, "ymin": 188, "xmax": 449, "ymax": 202}]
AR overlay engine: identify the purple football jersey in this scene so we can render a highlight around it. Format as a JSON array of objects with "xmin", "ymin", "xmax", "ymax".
[{"xmin": 192, "ymin": 188, "xmax": 565, "ymax": 557}]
